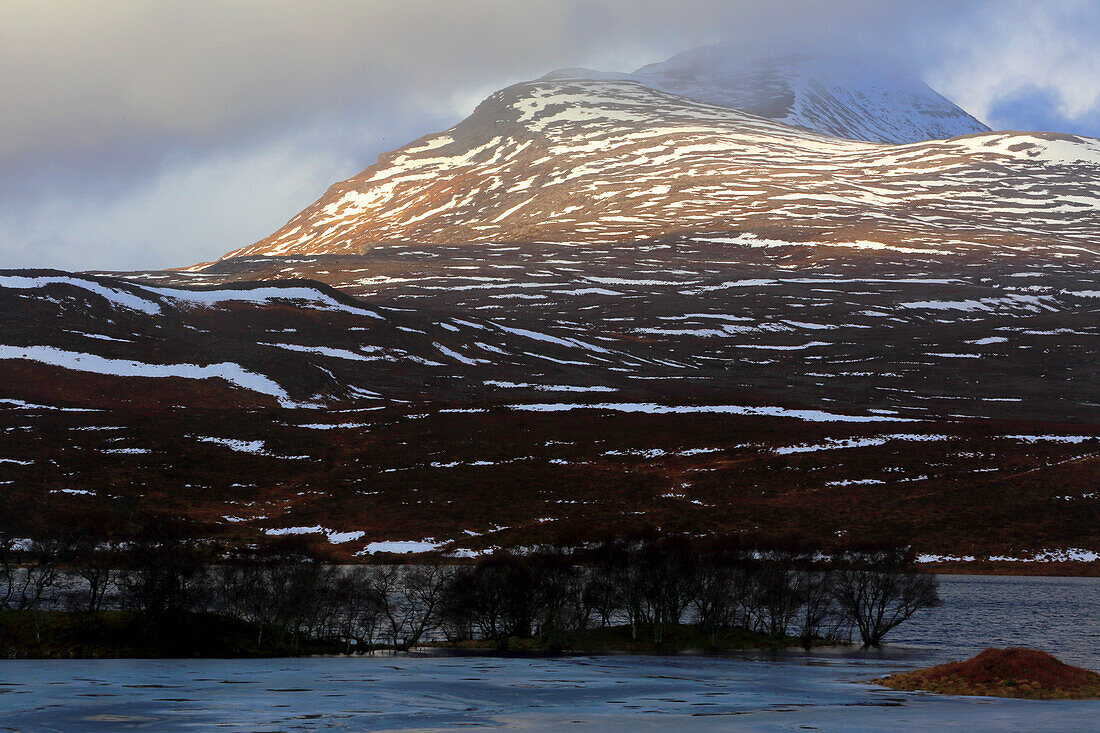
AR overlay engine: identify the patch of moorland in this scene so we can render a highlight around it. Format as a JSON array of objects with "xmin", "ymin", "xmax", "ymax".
[
  {"xmin": 3, "ymin": 404, "xmax": 1098, "ymax": 568},
  {"xmin": 875, "ymin": 647, "xmax": 1100, "ymax": 700}
]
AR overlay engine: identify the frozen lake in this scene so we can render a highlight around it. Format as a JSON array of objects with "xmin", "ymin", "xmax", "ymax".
[{"xmin": 2, "ymin": 575, "xmax": 1098, "ymax": 732}]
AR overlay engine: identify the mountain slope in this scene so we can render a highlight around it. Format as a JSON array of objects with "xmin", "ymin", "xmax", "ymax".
[
  {"xmin": 8, "ymin": 48, "xmax": 1100, "ymax": 563},
  {"xmin": 4, "ymin": 267, "xmax": 1099, "ymax": 562},
  {"xmin": 548, "ymin": 45, "xmax": 990, "ymax": 144},
  {"xmin": 223, "ymin": 78, "xmax": 1100, "ymax": 261}
]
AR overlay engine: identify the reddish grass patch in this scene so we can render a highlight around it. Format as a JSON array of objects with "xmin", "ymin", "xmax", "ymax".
[{"xmin": 876, "ymin": 647, "xmax": 1100, "ymax": 699}]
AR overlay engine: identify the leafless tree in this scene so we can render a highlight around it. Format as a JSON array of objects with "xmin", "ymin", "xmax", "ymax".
[
  {"xmin": 0, "ymin": 532, "xmax": 18, "ymax": 611},
  {"xmin": 794, "ymin": 569, "xmax": 835, "ymax": 649},
  {"xmin": 635, "ymin": 537, "xmax": 694, "ymax": 644},
  {"xmin": 69, "ymin": 535, "xmax": 117, "ymax": 615},
  {"xmin": 529, "ymin": 548, "xmax": 588, "ymax": 643},
  {"xmin": 690, "ymin": 563, "xmax": 742, "ymax": 647},
  {"xmin": 370, "ymin": 561, "xmax": 454, "ymax": 651},
  {"xmin": 754, "ymin": 554, "xmax": 802, "ymax": 639},
  {"xmin": 444, "ymin": 556, "xmax": 532, "ymax": 649},
  {"xmin": 583, "ymin": 539, "xmax": 625, "ymax": 628},
  {"xmin": 831, "ymin": 550, "xmax": 941, "ymax": 648},
  {"xmin": 330, "ymin": 569, "xmax": 385, "ymax": 654}
]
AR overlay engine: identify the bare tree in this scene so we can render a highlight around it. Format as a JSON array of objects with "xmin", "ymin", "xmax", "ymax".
[
  {"xmin": 69, "ymin": 535, "xmax": 117, "ymax": 615},
  {"xmin": 403, "ymin": 563, "xmax": 454, "ymax": 646},
  {"xmin": 370, "ymin": 561, "xmax": 454, "ymax": 651},
  {"xmin": 635, "ymin": 536, "xmax": 694, "ymax": 644},
  {"xmin": 258, "ymin": 551, "xmax": 338, "ymax": 652},
  {"xmin": 3, "ymin": 538, "xmax": 64, "ymax": 643},
  {"xmin": 120, "ymin": 515, "xmax": 206, "ymax": 618},
  {"xmin": 528, "ymin": 548, "xmax": 588, "ymax": 643},
  {"xmin": 831, "ymin": 550, "xmax": 941, "ymax": 649},
  {"xmin": 583, "ymin": 569, "xmax": 621, "ymax": 629},
  {"xmin": 690, "ymin": 563, "xmax": 742, "ymax": 647},
  {"xmin": 448, "ymin": 556, "xmax": 532, "ymax": 649},
  {"xmin": 793, "ymin": 569, "xmax": 835, "ymax": 649},
  {"xmin": 584, "ymin": 538, "xmax": 624, "ymax": 628},
  {"xmin": 207, "ymin": 563, "xmax": 256, "ymax": 622},
  {"xmin": 0, "ymin": 531, "xmax": 18, "ymax": 610},
  {"xmin": 436, "ymin": 569, "xmax": 477, "ymax": 642},
  {"xmin": 331, "ymin": 569, "xmax": 386, "ymax": 655},
  {"xmin": 753, "ymin": 554, "xmax": 802, "ymax": 639},
  {"xmin": 353, "ymin": 581, "xmax": 387, "ymax": 654}
]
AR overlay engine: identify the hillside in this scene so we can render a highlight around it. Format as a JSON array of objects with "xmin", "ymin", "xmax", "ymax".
[
  {"xmin": 1, "ymin": 260, "xmax": 1097, "ymax": 562},
  {"xmin": 3, "ymin": 46, "xmax": 1099, "ymax": 566},
  {"xmin": 554, "ymin": 45, "xmax": 992, "ymax": 143},
  {"xmin": 222, "ymin": 77, "xmax": 1098, "ymax": 261}
]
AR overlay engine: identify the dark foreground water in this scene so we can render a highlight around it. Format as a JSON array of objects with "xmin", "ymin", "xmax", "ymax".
[{"xmin": 2, "ymin": 575, "xmax": 1098, "ymax": 732}]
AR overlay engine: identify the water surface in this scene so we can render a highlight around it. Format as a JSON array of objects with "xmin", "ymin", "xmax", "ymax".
[{"xmin": 2, "ymin": 574, "xmax": 1097, "ymax": 732}]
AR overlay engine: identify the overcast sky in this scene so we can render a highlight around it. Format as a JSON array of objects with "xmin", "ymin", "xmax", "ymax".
[{"xmin": 2, "ymin": 0, "xmax": 1099, "ymax": 271}]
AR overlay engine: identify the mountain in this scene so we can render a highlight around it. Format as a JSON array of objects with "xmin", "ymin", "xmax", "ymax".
[
  {"xmin": 5, "ymin": 46, "xmax": 1100, "ymax": 565},
  {"xmin": 547, "ymin": 45, "xmax": 991, "ymax": 143},
  {"xmin": 223, "ymin": 76, "xmax": 1100, "ymax": 261}
]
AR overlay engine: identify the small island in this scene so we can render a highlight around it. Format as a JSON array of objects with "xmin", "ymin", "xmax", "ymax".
[{"xmin": 875, "ymin": 648, "xmax": 1100, "ymax": 700}]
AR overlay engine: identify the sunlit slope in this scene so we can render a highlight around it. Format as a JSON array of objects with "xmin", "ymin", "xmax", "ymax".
[{"xmin": 224, "ymin": 79, "xmax": 1100, "ymax": 260}]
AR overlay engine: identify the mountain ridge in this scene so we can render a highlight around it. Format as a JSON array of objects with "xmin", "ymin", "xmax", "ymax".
[
  {"xmin": 545, "ymin": 45, "xmax": 991, "ymax": 144},
  {"xmin": 221, "ymin": 76, "xmax": 1100, "ymax": 261}
]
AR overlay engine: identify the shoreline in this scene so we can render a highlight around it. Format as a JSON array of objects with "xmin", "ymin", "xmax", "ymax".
[
  {"xmin": 0, "ymin": 612, "xmax": 840, "ymax": 660},
  {"xmin": 922, "ymin": 561, "xmax": 1100, "ymax": 577},
  {"xmin": 0, "ymin": 608, "xmax": 858, "ymax": 661}
]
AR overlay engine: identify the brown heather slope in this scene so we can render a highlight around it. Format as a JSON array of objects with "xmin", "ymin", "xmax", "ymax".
[
  {"xmin": 875, "ymin": 648, "xmax": 1100, "ymax": 699},
  {"xmin": 2, "ymin": 405, "xmax": 1098, "ymax": 563},
  {"xmin": 2, "ymin": 261, "xmax": 1099, "ymax": 563}
]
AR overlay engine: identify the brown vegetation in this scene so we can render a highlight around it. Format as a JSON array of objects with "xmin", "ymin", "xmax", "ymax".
[
  {"xmin": 875, "ymin": 648, "xmax": 1100, "ymax": 700},
  {"xmin": 2, "ymin": 257, "xmax": 1098, "ymax": 568},
  {"xmin": 3, "ymin": 405, "xmax": 1098, "ymax": 568}
]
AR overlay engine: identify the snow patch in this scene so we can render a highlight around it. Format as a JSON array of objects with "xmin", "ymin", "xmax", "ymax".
[
  {"xmin": 0, "ymin": 344, "xmax": 298, "ymax": 408},
  {"xmin": 508, "ymin": 403, "xmax": 916, "ymax": 422}
]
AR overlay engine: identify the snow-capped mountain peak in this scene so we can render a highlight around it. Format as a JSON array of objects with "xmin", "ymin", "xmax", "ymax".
[
  {"xmin": 222, "ymin": 74, "xmax": 1099, "ymax": 260},
  {"xmin": 546, "ymin": 44, "xmax": 990, "ymax": 144}
]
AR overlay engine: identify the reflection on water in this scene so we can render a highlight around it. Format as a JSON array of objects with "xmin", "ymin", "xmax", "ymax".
[{"xmin": 1, "ymin": 575, "xmax": 1097, "ymax": 732}]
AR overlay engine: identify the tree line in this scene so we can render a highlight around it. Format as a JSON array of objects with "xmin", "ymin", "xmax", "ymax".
[{"xmin": 1, "ymin": 520, "xmax": 940, "ymax": 652}]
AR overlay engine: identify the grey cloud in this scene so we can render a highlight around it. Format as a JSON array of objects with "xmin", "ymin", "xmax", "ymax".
[{"xmin": 0, "ymin": 1, "xmax": 953, "ymax": 176}]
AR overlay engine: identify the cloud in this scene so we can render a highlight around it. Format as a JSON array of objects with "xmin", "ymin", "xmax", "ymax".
[
  {"xmin": 0, "ymin": 1, "xmax": 934, "ymax": 172},
  {"xmin": 926, "ymin": 0, "xmax": 1100, "ymax": 133},
  {"xmin": 0, "ymin": 0, "xmax": 1097, "ymax": 269},
  {"xmin": 0, "ymin": 115, "xmax": 421, "ymax": 271}
]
